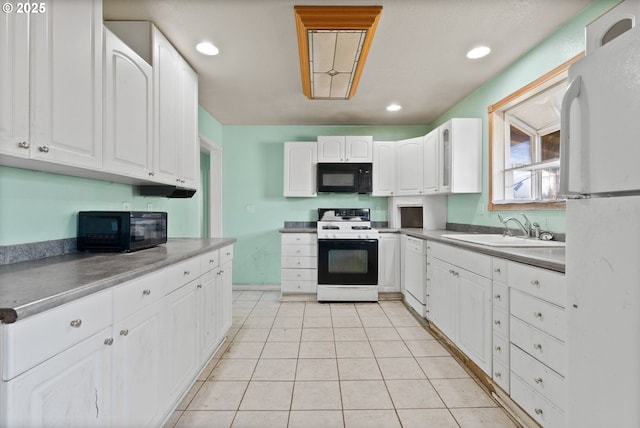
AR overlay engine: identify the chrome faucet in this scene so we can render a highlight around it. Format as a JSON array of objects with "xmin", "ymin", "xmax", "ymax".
[{"xmin": 498, "ymin": 214, "xmax": 530, "ymax": 238}]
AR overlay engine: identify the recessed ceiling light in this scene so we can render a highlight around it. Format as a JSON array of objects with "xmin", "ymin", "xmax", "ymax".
[
  {"xmin": 386, "ymin": 104, "xmax": 402, "ymax": 112},
  {"xmin": 196, "ymin": 41, "xmax": 219, "ymax": 56},
  {"xmin": 466, "ymin": 46, "xmax": 491, "ymax": 59}
]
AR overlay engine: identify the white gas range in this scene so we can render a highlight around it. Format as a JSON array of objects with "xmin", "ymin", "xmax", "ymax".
[{"xmin": 316, "ymin": 208, "xmax": 379, "ymax": 302}]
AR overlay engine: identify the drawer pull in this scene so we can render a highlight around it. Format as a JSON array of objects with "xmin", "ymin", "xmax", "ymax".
[
  {"xmin": 494, "ymin": 345, "xmax": 501, "ymax": 352},
  {"xmin": 494, "ymin": 294, "xmax": 501, "ymax": 300},
  {"xmin": 533, "ymin": 343, "xmax": 543, "ymax": 350},
  {"xmin": 209, "ymin": 259, "xmax": 215, "ymax": 264},
  {"xmin": 533, "ymin": 311, "xmax": 543, "ymax": 318},
  {"xmin": 494, "ymin": 371, "xmax": 502, "ymax": 378},
  {"xmin": 142, "ymin": 289, "xmax": 151, "ymax": 296},
  {"xmin": 69, "ymin": 319, "xmax": 82, "ymax": 328},
  {"xmin": 534, "ymin": 377, "xmax": 543, "ymax": 384},
  {"xmin": 494, "ymin": 320, "xmax": 501, "ymax": 326},
  {"xmin": 296, "ymin": 262, "xmax": 301, "ymax": 265},
  {"xmin": 18, "ymin": 141, "xmax": 29, "ymax": 149},
  {"xmin": 197, "ymin": 284, "xmax": 203, "ymax": 289},
  {"xmin": 494, "ymin": 268, "xmax": 501, "ymax": 273},
  {"xmin": 104, "ymin": 338, "xmax": 114, "ymax": 346},
  {"xmin": 184, "ymin": 270, "xmax": 191, "ymax": 276},
  {"xmin": 120, "ymin": 329, "xmax": 129, "ymax": 336},
  {"xmin": 226, "ymin": 252, "xmax": 231, "ymax": 256},
  {"xmin": 534, "ymin": 408, "xmax": 543, "ymax": 415},
  {"xmin": 531, "ymin": 279, "xmax": 540, "ymax": 287},
  {"xmin": 38, "ymin": 145, "xmax": 50, "ymax": 153}
]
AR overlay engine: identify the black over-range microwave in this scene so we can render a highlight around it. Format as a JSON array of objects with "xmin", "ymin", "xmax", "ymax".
[
  {"xmin": 317, "ymin": 163, "xmax": 373, "ymax": 194},
  {"xmin": 77, "ymin": 211, "xmax": 168, "ymax": 252}
]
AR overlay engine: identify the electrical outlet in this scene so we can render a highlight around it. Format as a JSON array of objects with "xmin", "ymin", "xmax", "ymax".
[
  {"xmin": 122, "ymin": 201, "xmax": 131, "ymax": 211},
  {"xmin": 479, "ymin": 203, "xmax": 485, "ymax": 215},
  {"xmin": 147, "ymin": 203, "xmax": 153, "ymax": 211}
]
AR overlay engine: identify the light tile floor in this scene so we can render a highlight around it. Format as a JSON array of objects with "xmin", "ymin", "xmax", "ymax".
[{"xmin": 166, "ymin": 290, "xmax": 519, "ymax": 428}]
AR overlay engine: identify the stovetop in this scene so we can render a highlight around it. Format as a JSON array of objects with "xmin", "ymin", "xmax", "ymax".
[{"xmin": 317, "ymin": 208, "xmax": 378, "ymax": 239}]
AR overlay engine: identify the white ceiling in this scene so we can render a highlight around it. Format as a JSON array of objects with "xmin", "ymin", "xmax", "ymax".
[{"xmin": 103, "ymin": 0, "xmax": 594, "ymax": 126}]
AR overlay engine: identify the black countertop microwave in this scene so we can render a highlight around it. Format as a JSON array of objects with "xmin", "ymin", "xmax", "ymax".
[
  {"xmin": 77, "ymin": 211, "xmax": 168, "ymax": 252},
  {"xmin": 317, "ymin": 163, "xmax": 373, "ymax": 194}
]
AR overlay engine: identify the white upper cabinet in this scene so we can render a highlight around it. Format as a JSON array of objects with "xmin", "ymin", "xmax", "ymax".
[
  {"xmin": 395, "ymin": 136, "xmax": 424, "ymax": 195},
  {"xmin": 439, "ymin": 118, "xmax": 482, "ymax": 193},
  {"xmin": 0, "ymin": 12, "xmax": 29, "ymax": 157},
  {"xmin": 372, "ymin": 141, "xmax": 395, "ymax": 196},
  {"xmin": 106, "ymin": 21, "xmax": 200, "ymax": 190},
  {"xmin": 104, "ymin": 28, "xmax": 153, "ymax": 180},
  {"xmin": 423, "ymin": 128, "xmax": 439, "ymax": 194},
  {"xmin": 1, "ymin": 0, "xmax": 103, "ymax": 168},
  {"xmin": 283, "ymin": 141, "xmax": 317, "ymax": 197},
  {"xmin": 317, "ymin": 136, "xmax": 373, "ymax": 163}
]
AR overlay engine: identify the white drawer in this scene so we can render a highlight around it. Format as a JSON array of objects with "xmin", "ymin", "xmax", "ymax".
[
  {"xmin": 405, "ymin": 236, "xmax": 425, "ymax": 253},
  {"xmin": 492, "ymin": 333, "xmax": 509, "ymax": 366},
  {"xmin": 429, "ymin": 240, "xmax": 492, "ymax": 278},
  {"xmin": 508, "ymin": 261, "xmax": 566, "ymax": 307},
  {"xmin": 282, "ymin": 256, "xmax": 317, "ymax": 269},
  {"xmin": 492, "ymin": 358, "xmax": 510, "ymax": 393},
  {"xmin": 200, "ymin": 249, "xmax": 219, "ymax": 272},
  {"xmin": 511, "ymin": 372, "xmax": 565, "ymax": 427},
  {"xmin": 511, "ymin": 289, "xmax": 566, "ymax": 342},
  {"xmin": 492, "ymin": 308, "xmax": 509, "ymax": 338},
  {"xmin": 281, "ymin": 233, "xmax": 316, "ymax": 245},
  {"xmin": 281, "ymin": 244, "xmax": 317, "ymax": 257},
  {"xmin": 510, "ymin": 316, "xmax": 566, "ymax": 376},
  {"xmin": 511, "ymin": 345, "xmax": 566, "ymax": 410},
  {"xmin": 2, "ymin": 289, "xmax": 113, "ymax": 380},
  {"xmin": 281, "ymin": 281, "xmax": 316, "ymax": 294},
  {"xmin": 220, "ymin": 245, "xmax": 234, "ymax": 265},
  {"xmin": 282, "ymin": 268, "xmax": 317, "ymax": 282},
  {"xmin": 492, "ymin": 258, "xmax": 507, "ymax": 283},
  {"xmin": 114, "ymin": 271, "xmax": 164, "ymax": 321},
  {"xmin": 163, "ymin": 257, "xmax": 202, "ymax": 295},
  {"xmin": 492, "ymin": 282, "xmax": 508, "ymax": 312}
]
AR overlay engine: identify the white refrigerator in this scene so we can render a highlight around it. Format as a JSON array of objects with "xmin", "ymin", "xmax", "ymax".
[{"xmin": 561, "ymin": 9, "xmax": 640, "ymax": 428}]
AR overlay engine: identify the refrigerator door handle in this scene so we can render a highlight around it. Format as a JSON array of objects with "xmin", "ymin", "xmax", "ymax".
[{"xmin": 560, "ymin": 75, "xmax": 587, "ymax": 198}]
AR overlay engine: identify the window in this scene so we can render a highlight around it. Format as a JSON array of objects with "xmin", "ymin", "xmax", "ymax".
[{"xmin": 488, "ymin": 55, "xmax": 582, "ymax": 210}]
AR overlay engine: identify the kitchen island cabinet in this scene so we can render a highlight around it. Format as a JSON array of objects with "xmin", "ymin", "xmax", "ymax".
[{"xmin": 0, "ymin": 239, "xmax": 235, "ymax": 427}]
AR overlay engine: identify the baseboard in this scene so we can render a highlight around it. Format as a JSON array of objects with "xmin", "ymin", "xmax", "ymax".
[{"xmin": 232, "ymin": 284, "xmax": 281, "ymax": 291}]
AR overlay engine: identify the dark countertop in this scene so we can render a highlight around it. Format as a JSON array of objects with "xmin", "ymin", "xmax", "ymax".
[
  {"xmin": 401, "ymin": 228, "xmax": 565, "ymax": 273},
  {"xmin": 0, "ymin": 238, "xmax": 236, "ymax": 324}
]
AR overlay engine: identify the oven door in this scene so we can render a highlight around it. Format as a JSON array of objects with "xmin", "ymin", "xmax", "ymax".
[{"xmin": 318, "ymin": 239, "xmax": 378, "ymax": 285}]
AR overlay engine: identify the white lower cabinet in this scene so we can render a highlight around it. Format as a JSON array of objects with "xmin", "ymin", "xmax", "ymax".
[
  {"xmin": 0, "ymin": 328, "xmax": 113, "ymax": 428},
  {"xmin": 280, "ymin": 233, "xmax": 318, "ymax": 294},
  {"xmin": 427, "ymin": 240, "xmax": 492, "ymax": 375},
  {"xmin": 378, "ymin": 233, "xmax": 400, "ymax": 292},
  {"xmin": 112, "ymin": 300, "xmax": 165, "ymax": 428},
  {"xmin": 0, "ymin": 244, "xmax": 234, "ymax": 427}
]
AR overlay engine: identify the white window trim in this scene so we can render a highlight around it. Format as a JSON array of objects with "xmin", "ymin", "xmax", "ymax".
[{"xmin": 488, "ymin": 54, "xmax": 582, "ymax": 211}]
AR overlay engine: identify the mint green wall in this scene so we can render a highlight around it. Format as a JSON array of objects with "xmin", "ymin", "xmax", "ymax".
[
  {"xmin": 198, "ymin": 106, "xmax": 223, "ymax": 145},
  {"xmin": 431, "ymin": 0, "xmax": 619, "ymax": 233},
  {"xmin": 222, "ymin": 125, "xmax": 429, "ymax": 285}
]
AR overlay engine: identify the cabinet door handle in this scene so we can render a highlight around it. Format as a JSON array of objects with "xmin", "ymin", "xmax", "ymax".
[
  {"xmin": 120, "ymin": 329, "xmax": 129, "ymax": 336},
  {"xmin": 531, "ymin": 279, "xmax": 540, "ymax": 287},
  {"xmin": 69, "ymin": 319, "xmax": 82, "ymax": 328},
  {"xmin": 18, "ymin": 141, "xmax": 29, "ymax": 149},
  {"xmin": 197, "ymin": 284, "xmax": 202, "ymax": 289},
  {"xmin": 209, "ymin": 259, "xmax": 215, "ymax": 264},
  {"xmin": 104, "ymin": 338, "xmax": 114, "ymax": 346},
  {"xmin": 533, "ymin": 312, "xmax": 543, "ymax": 318},
  {"xmin": 148, "ymin": 171, "xmax": 155, "ymax": 177},
  {"xmin": 494, "ymin": 294, "xmax": 501, "ymax": 300},
  {"xmin": 494, "ymin": 320, "xmax": 501, "ymax": 326},
  {"xmin": 494, "ymin": 371, "xmax": 502, "ymax": 378},
  {"xmin": 142, "ymin": 289, "xmax": 151, "ymax": 296},
  {"xmin": 494, "ymin": 345, "xmax": 501, "ymax": 352},
  {"xmin": 534, "ymin": 408, "xmax": 543, "ymax": 415},
  {"xmin": 533, "ymin": 343, "xmax": 543, "ymax": 350},
  {"xmin": 494, "ymin": 268, "xmax": 501, "ymax": 273},
  {"xmin": 184, "ymin": 270, "xmax": 190, "ymax": 276},
  {"xmin": 38, "ymin": 145, "xmax": 50, "ymax": 153},
  {"xmin": 534, "ymin": 377, "xmax": 543, "ymax": 384}
]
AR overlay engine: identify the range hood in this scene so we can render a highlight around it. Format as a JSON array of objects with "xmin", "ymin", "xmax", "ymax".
[{"xmin": 138, "ymin": 185, "xmax": 197, "ymax": 198}]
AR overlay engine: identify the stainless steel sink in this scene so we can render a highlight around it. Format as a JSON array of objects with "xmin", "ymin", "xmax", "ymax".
[{"xmin": 441, "ymin": 234, "xmax": 565, "ymax": 247}]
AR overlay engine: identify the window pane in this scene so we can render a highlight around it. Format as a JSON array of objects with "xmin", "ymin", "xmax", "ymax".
[
  {"xmin": 540, "ymin": 167, "xmax": 561, "ymax": 200},
  {"xmin": 510, "ymin": 125, "xmax": 531, "ymax": 167},
  {"xmin": 513, "ymin": 170, "xmax": 532, "ymax": 199},
  {"xmin": 541, "ymin": 130, "xmax": 560, "ymax": 161}
]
